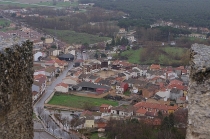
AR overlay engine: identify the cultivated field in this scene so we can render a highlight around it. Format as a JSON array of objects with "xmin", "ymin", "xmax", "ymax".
[
  {"xmin": 48, "ymin": 94, "xmax": 118, "ymax": 109},
  {"xmin": 0, "ymin": 0, "xmax": 78, "ymax": 8},
  {"xmin": 45, "ymin": 29, "xmax": 111, "ymax": 44}
]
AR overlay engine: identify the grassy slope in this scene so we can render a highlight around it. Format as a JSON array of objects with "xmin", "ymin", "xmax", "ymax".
[
  {"xmin": 45, "ymin": 29, "xmax": 110, "ymax": 44},
  {"xmin": 120, "ymin": 49, "xmax": 143, "ymax": 64},
  {"xmin": 0, "ymin": 19, "xmax": 10, "ymax": 26},
  {"xmin": 121, "ymin": 46, "xmax": 187, "ymax": 65},
  {"xmin": 48, "ymin": 94, "xmax": 118, "ymax": 109}
]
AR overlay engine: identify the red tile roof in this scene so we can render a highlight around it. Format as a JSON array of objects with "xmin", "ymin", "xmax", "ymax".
[
  {"xmin": 150, "ymin": 64, "xmax": 161, "ymax": 70},
  {"xmin": 112, "ymin": 60, "xmax": 133, "ymax": 67},
  {"xmin": 115, "ymin": 77, "xmax": 125, "ymax": 82},
  {"xmin": 136, "ymin": 108, "xmax": 147, "ymax": 114},
  {"xmin": 56, "ymin": 82, "xmax": 68, "ymax": 88},
  {"xmin": 179, "ymin": 96, "xmax": 186, "ymax": 101},
  {"xmin": 45, "ymin": 60, "xmax": 55, "ymax": 64},
  {"xmin": 34, "ymin": 74, "xmax": 46, "ymax": 80},
  {"xmin": 100, "ymin": 104, "xmax": 110, "ymax": 108},
  {"xmin": 168, "ymin": 105, "xmax": 178, "ymax": 110},
  {"xmin": 177, "ymin": 66, "xmax": 185, "ymax": 70},
  {"xmin": 120, "ymin": 82, "xmax": 128, "ymax": 88},
  {"xmin": 167, "ymin": 84, "xmax": 187, "ymax": 91},
  {"xmin": 54, "ymin": 59, "xmax": 67, "ymax": 66},
  {"xmin": 182, "ymin": 69, "xmax": 187, "ymax": 74},
  {"xmin": 81, "ymin": 110, "xmax": 92, "ymax": 117},
  {"xmin": 169, "ymin": 79, "xmax": 183, "ymax": 86},
  {"xmin": 32, "ymin": 91, "xmax": 39, "ymax": 96},
  {"xmin": 94, "ymin": 78, "xmax": 101, "ymax": 83},
  {"xmin": 134, "ymin": 102, "xmax": 178, "ymax": 112},
  {"xmin": 34, "ymin": 74, "xmax": 46, "ymax": 84}
]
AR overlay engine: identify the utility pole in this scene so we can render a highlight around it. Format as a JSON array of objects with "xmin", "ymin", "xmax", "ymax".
[{"xmin": 168, "ymin": 31, "xmax": 170, "ymax": 43}]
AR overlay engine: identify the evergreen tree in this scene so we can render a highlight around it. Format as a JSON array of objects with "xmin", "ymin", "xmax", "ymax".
[
  {"xmin": 94, "ymin": 53, "xmax": 98, "ymax": 59},
  {"xmin": 111, "ymin": 36, "xmax": 115, "ymax": 46}
]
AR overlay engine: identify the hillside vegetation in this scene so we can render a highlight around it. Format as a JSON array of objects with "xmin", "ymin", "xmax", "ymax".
[
  {"xmin": 117, "ymin": 46, "xmax": 190, "ymax": 66},
  {"xmin": 80, "ymin": 0, "xmax": 210, "ymax": 28}
]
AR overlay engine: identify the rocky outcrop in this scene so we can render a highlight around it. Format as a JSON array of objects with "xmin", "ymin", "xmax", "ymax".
[
  {"xmin": 0, "ymin": 40, "xmax": 34, "ymax": 139},
  {"xmin": 187, "ymin": 43, "xmax": 210, "ymax": 139}
]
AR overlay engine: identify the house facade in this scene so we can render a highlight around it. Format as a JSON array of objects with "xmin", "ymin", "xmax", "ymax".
[
  {"xmin": 116, "ymin": 82, "xmax": 128, "ymax": 94},
  {"xmin": 111, "ymin": 105, "xmax": 134, "ymax": 117},
  {"xmin": 84, "ymin": 116, "xmax": 95, "ymax": 128},
  {"xmin": 100, "ymin": 104, "xmax": 112, "ymax": 113},
  {"xmin": 55, "ymin": 83, "xmax": 68, "ymax": 93}
]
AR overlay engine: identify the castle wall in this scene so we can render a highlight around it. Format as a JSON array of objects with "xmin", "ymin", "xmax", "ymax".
[
  {"xmin": 187, "ymin": 43, "xmax": 210, "ymax": 139},
  {"xmin": 0, "ymin": 41, "xmax": 34, "ymax": 139}
]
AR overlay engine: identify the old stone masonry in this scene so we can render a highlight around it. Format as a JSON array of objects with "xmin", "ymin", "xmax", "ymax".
[
  {"xmin": 0, "ymin": 40, "xmax": 34, "ymax": 139},
  {"xmin": 187, "ymin": 43, "xmax": 210, "ymax": 139}
]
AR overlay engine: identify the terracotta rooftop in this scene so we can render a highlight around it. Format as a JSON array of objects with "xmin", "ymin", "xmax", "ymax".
[
  {"xmin": 150, "ymin": 64, "xmax": 161, "ymax": 70},
  {"xmin": 134, "ymin": 102, "xmax": 178, "ymax": 111},
  {"xmin": 136, "ymin": 108, "xmax": 147, "ymax": 114},
  {"xmin": 56, "ymin": 82, "xmax": 68, "ymax": 88},
  {"xmin": 100, "ymin": 104, "xmax": 110, "ymax": 108}
]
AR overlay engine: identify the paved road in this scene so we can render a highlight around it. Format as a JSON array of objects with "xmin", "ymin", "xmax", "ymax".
[
  {"xmin": 34, "ymin": 63, "xmax": 73, "ymax": 108},
  {"xmin": 34, "ymin": 52, "xmax": 83, "ymax": 108},
  {"xmin": 34, "ymin": 63, "xmax": 80, "ymax": 139},
  {"xmin": 34, "ymin": 53, "xmax": 84, "ymax": 139}
]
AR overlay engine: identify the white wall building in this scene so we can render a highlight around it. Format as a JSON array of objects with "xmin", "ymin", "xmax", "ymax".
[
  {"xmin": 55, "ymin": 83, "xmax": 69, "ymax": 93},
  {"xmin": 34, "ymin": 52, "xmax": 43, "ymax": 61}
]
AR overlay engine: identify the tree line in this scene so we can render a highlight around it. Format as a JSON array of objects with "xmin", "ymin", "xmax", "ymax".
[
  {"xmin": 136, "ymin": 26, "xmax": 191, "ymax": 42},
  {"xmin": 22, "ymin": 7, "xmax": 121, "ymax": 37},
  {"xmin": 80, "ymin": 0, "xmax": 210, "ymax": 29},
  {"xmin": 105, "ymin": 113, "xmax": 187, "ymax": 139}
]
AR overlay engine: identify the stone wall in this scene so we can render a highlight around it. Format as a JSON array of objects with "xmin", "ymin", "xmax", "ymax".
[
  {"xmin": 187, "ymin": 43, "xmax": 210, "ymax": 139},
  {"xmin": 0, "ymin": 41, "xmax": 34, "ymax": 139}
]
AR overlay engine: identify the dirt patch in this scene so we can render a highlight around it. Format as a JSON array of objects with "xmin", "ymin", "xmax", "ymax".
[
  {"xmin": 96, "ymin": 70, "xmax": 117, "ymax": 78},
  {"xmin": 44, "ymin": 103, "xmax": 84, "ymax": 111},
  {"xmin": 72, "ymin": 91, "xmax": 110, "ymax": 98}
]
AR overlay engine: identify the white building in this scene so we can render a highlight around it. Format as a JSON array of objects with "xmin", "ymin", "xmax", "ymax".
[
  {"xmin": 55, "ymin": 83, "xmax": 69, "ymax": 93},
  {"xmin": 111, "ymin": 105, "xmax": 134, "ymax": 117},
  {"xmin": 34, "ymin": 52, "xmax": 43, "ymax": 61}
]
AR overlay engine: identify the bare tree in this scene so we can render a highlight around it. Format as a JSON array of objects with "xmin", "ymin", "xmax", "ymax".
[
  {"xmin": 83, "ymin": 102, "xmax": 94, "ymax": 111},
  {"xmin": 36, "ymin": 107, "xmax": 44, "ymax": 117},
  {"xmin": 56, "ymin": 110, "xmax": 62, "ymax": 126},
  {"xmin": 67, "ymin": 118, "xmax": 72, "ymax": 131},
  {"xmin": 50, "ymin": 122, "xmax": 57, "ymax": 135},
  {"xmin": 70, "ymin": 117, "xmax": 79, "ymax": 130},
  {"xmin": 44, "ymin": 114, "xmax": 51, "ymax": 129},
  {"xmin": 62, "ymin": 116, "xmax": 69, "ymax": 130}
]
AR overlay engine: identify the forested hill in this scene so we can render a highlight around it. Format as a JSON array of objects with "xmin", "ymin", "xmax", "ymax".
[{"xmin": 80, "ymin": 0, "xmax": 210, "ymax": 28}]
